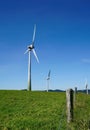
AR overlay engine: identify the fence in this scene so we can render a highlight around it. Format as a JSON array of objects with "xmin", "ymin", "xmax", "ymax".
[{"xmin": 57, "ymin": 88, "xmax": 90, "ymax": 130}]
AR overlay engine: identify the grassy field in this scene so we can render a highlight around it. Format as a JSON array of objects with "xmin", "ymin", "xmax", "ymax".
[{"xmin": 0, "ymin": 90, "xmax": 90, "ymax": 130}]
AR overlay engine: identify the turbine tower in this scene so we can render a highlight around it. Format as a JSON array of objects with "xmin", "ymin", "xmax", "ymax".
[
  {"xmin": 85, "ymin": 78, "xmax": 88, "ymax": 94},
  {"xmin": 46, "ymin": 70, "xmax": 51, "ymax": 92},
  {"xmin": 24, "ymin": 24, "xmax": 39, "ymax": 91}
]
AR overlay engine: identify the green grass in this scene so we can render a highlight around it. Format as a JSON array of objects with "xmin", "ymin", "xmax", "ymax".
[
  {"xmin": 0, "ymin": 90, "xmax": 90, "ymax": 130},
  {"xmin": 72, "ymin": 93, "xmax": 90, "ymax": 130}
]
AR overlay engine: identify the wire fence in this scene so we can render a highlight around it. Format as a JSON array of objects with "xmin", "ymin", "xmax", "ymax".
[{"xmin": 57, "ymin": 92, "xmax": 90, "ymax": 130}]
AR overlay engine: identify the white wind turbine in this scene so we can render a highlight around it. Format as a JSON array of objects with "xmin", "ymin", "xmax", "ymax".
[
  {"xmin": 24, "ymin": 24, "xmax": 39, "ymax": 91},
  {"xmin": 46, "ymin": 70, "xmax": 51, "ymax": 92},
  {"xmin": 85, "ymin": 78, "xmax": 88, "ymax": 94}
]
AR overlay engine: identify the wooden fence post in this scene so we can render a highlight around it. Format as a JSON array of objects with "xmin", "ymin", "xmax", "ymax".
[
  {"xmin": 75, "ymin": 87, "xmax": 77, "ymax": 94},
  {"xmin": 66, "ymin": 89, "xmax": 74, "ymax": 123}
]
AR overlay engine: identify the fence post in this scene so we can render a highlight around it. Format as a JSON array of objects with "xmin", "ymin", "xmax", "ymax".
[
  {"xmin": 66, "ymin": 89, "xmax": 74, "ymax": 123},
  {"xmin": 75, "ymin": 87, "xmax": 77, "ymax": 94}
]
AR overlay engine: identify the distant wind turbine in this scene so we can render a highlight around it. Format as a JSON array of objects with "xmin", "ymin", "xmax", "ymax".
[
  {"xmin": 85, "ymin": 78, "xmax": 88, "ymax": 94},
  {"xmin": 24, "ymin": 24, "xmax": 39, "ymax": 91},
  {"xmin": 46, "ymin": 70, "xmax": 51, "ymax": 92}
]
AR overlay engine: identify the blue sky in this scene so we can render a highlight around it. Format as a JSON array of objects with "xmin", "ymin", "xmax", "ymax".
[{"xmin": 0, "ymin": 0, "xmax": 90, "ymax": 90}]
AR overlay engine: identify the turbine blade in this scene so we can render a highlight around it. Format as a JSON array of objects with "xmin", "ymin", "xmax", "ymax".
[
  {"xmin": 48, "ymin": 70, "xmax": 51, "ymax": 78},
  {"xmin": 85, "ymin": 78, "xmax": 88, "ymax": 87},
  {"xmin": 47, "ymin": 70, "xmax": 51, "ymax": 80},
  {"xmin": 24, "ymin": 49, "xmax": 29, "ymax": 54},
  {"xmin": 32, "ymin": 24, "xmax": 36, "ymax": 44},
  {"xmin": 32, "ymin": 49, "xmax": 39, "ymax": 63}
]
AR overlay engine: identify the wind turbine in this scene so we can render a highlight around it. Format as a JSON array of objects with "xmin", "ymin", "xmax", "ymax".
[
  {"xmin": 85, "ymin": 78, "xmax": 88, "ymax": 94},
  {"xmin": 24, "ymin": 24, "xmax": 39, "ymax": 91},
  {"xmin": 46, "ymin": 70, "xmax": 51, "ymax": 92}
]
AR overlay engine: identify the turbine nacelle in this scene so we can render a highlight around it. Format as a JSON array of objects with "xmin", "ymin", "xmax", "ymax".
[
  {"xmin": 28, "ymin": 44, "xmax": 34, "ymax": 51},
  {"xmin": 47, "ymin": 77, "xmax": 50, "ymax": 80}
]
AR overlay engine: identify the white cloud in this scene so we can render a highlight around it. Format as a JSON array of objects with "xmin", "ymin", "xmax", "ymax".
[{"xmin": 82, "ymin": 58, "xmax": 90, "ymax": 63}]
